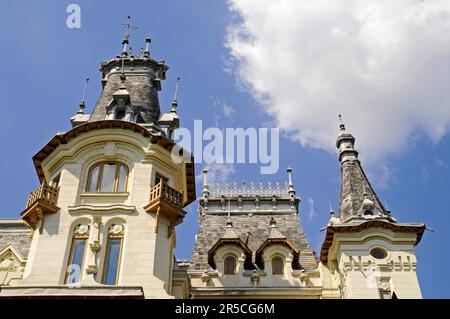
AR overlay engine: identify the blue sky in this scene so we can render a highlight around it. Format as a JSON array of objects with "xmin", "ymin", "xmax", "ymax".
[{"xmin": 0, "ymin": 0, "xmax": 449, "ymax": 298}]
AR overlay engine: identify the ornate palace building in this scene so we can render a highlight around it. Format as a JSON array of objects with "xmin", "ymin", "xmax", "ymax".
[{"xmin": 0, "ymin": 25, "xmax": 426, "ymax": 298}]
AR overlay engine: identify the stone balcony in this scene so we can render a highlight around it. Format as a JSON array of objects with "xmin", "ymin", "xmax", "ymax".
[
  {"xmin": 21, "ymin": 182, "xmax": 59, "ymax": 233},
  {"xmin": 143, "ymin": 180, "xmax": 185, "ymax": 235}
]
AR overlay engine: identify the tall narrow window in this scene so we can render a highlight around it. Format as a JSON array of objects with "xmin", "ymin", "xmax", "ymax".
[
  {"xmin": 103, "ymin": 224, "xmax": 124, "ymax": 285},
  {"xmin": 86, "ymin": 162, "xmax": 128, "ymax": 193},
  {"xmin": 65, "ymin": 224, "xmax": 90, "ymax": 284},
  {"xmin": 272, "ymin": 256, "xmax": 284, "ymax": 275},
  {"xmin": 224, "ymin": 256, "xmax": 236, "ymax": 275}
]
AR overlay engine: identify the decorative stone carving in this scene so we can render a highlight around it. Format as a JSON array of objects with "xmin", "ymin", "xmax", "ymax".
[
  {"xmin": 200, "ymin": 271, "xmax": 211, "ymax": 287},
  {"xmin": 74, "ymin": 224, "xmax": 90, "ymax": 237},
  {"xmin": 0, "ymin": 255, "xmax": 17, "ymax": 272},
  {"xmin": 250, "ymin": 270, "xmax": 260, "ymax": 287},
  {"xmin": 93, "ymin": 216, "xmax": 103, "ymax": 226},
  {"xmin": 90, "ymin": 240, "xmax": 101, "ymax": 253},
  {"xmin": 109, "ymin": 224, "xmax": 125, "ymax": 237}
]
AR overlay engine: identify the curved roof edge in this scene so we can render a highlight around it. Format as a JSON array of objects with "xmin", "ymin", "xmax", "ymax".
[{"xmin": 32, "ymin": 120, "xmax": 196, "ymax": 205}]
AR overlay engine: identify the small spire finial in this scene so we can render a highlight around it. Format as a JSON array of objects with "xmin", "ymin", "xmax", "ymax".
[
  {"xmin": 270, "ymin": 217, "xmax": 277, "ymax": 228},
  {"xmin": 202, "ymin": 168, "xmax": 209, "ymax": 197},
  {"xmin": 144, "ymin": 37, "xmax": 151, "ymax": 57},
  {"xmin": 121, "ymin": 16, "xmax": 137, "ymax": 56},
  {"xmin": 338, "ymin": 113, "xmax": 345, "ymax": 131},
  {"xmin": 287, "ymin": 167, "xmax": 295, "ymax": 194},
  {"xmin": 122, "ymin": 16, "xmax": 137, "ymax": 40},
  {"xmin": 78, "ymin": 78, "xmax": 89, "ymax": 114},
  {"xmin": 384, "ymin": 200, "xmax": 392, "ymax": 216},
  {"xmin": 171, "ymin": 77, "xmax": 181, "ymax": 112},
  {"xmin": 329, "ymin": 201, "xmax": 335, "ymax": 217}
]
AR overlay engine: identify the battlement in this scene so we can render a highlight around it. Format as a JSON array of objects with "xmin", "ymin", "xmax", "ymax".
[{"xmin": 207, "ymin": 181, "xmax": 291, "ymax": 198}]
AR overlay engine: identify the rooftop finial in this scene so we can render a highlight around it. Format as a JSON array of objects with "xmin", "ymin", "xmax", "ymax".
[
  {"xmin": 202, "ymin": 168, "xmax": 209, "ymax": 197},
  {"xmin": 78, "ymin": 78, "xmax": 89, "ymax": 114},
  {"xmin": 329, "ymin": 201, "xmax": 335, "ymax": 217},
  {"xmin": 171, "ymin": 77, "xmax": 181, "ymax": 112},
  {"xmin": 121, "ymin": 16, "xmax": 137, "ymax": 56},
  {"xmin": 384, "ymin": 200, "xmax": 391, "ymax": 215},
  {"xmin": 270, "ymin": 217, "xmax": 277, "ymax": 228},
  {"xmin": 287, "ymin": 167, "xmax": 295, "ymax": 194},
  {"xmin": 144, "ymin": 37, "xmax": 151, "ymax": 58},
  {"xmin": 338, "ymin": 113, "xmax": 345, "ymax": 131},
  {"xmin": 122, "ymin": 16, "xmax": 137, "ymax": 40}
]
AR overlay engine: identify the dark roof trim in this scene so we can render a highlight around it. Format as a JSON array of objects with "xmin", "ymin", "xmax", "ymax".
[
  {"xmin": 255, "ymin": 238, "xmax": 300, "ymax": 269},
  {"xmin": 320, "ymin": 220, "xmax": 426, "ymax": 263},
  {"xmin": 207, "ymin": 238, "xmax": 252, "ymax": 269},
  {"xmin": 32, "ymin": 120, "xmax": 196, "ymax": 206}
]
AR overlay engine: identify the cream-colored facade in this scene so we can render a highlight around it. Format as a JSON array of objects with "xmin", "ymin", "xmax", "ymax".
[{"xmin": 0, "ymin": 34, "xmax": 426, "ymax": 299}]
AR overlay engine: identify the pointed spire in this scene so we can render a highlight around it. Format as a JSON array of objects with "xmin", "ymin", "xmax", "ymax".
[
  {"xmin": 171, "ymin": 77, "xmax": 181, "ymax": 113},
  {"xmin": 144, "ymin": 37, "xmax": 151, "ymax": 58},
  {"xmin": 77, "ymin": 78, "xmax": 89, "ymax": 114},
  {"xmin": 336, "ymin": 118, "xmax": 387, "ymax": 221}
]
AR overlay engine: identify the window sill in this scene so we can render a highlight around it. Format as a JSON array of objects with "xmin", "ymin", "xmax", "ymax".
[{"xmin": 80, "ymin": 192, "xmax": 130, "ymax": 198}]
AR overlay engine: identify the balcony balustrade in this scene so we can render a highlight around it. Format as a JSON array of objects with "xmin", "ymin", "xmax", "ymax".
[
  {"xmin": 144, "ymin": 180, "xmax": 185, "ymax": 235},
  {"xmin": 21, "ymin": 182, "xmax": 59, "ymax": 233}
]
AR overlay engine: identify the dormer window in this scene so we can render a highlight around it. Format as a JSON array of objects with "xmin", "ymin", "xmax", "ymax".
[
  {"xmin": 224, "ymin": 256, "xmax": 236, "ymax": 275},
  {"xmin": 87, "ymin": 162, "xmax": 128, "ymax": 192},
  {"xmin": 115, "ymin": 109, "xmax": 126, "ymax": 120}
]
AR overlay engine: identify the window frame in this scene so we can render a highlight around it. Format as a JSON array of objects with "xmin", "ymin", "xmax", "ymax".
[
  {"xmin": 102, "ymin": 233, "xmax": 124, "ymax": 286},
  {"xmin": 370, "ymin": 248, "xmax": 387, "ymax": 260},
  {"xmin": 271, "ymin": 256, "xmax": 284, "ymax": 275},
  {"xmin": 86, "ymin": 161, "xmax": 129, "ymax": 193},
  {"xmin": 65, "ymin": 231, "xmax": 89, "ymax": 284},
  {"xmin": 223, "ymin": 255, "xmax": 237, "ymax": 275},
  {"xmin": 154, "ymin": 172, "xmax": 169, "ymax": 186}
]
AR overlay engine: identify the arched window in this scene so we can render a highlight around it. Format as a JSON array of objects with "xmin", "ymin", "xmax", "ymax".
[
  {"xmin": 103, "ymin": 224, "xmax": 124, "ymax": 285},
  {"xmin": 86, "ymin": 162, "xmax": 128, "ymax": 192},
  {"xmin": 272, "ymin": 256, "xmax": 284, "ymax": 275},
  {"xmin": 65, "ymin": 224, "xmax": 90, "ymax": 284},
  {"xmin": 224, "ymin": 256, "xmax": 236, "ymax": 275}
]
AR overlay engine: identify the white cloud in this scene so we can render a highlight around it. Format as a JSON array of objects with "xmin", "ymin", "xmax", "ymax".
[
  {"xmin": 196, "ymin": 163, "xmax": 236, "ymax": 185},
  {"xmin": 226, "ymin": 0, "xmax": 450, "ymax": 163},
  {"xmin": 306, "ymin": 197, "xmax": 317, "ymax": 221},
  {"xmin": 370, "ymin": 165, "xmax": 397, "ymax": 190},
  {"xmin": 223, "ymin": 103, "xmax": 237, "ymax": 119},
  {"xmin": 209, "ymin": 96, "xmax": 237, "ymax": 126}
]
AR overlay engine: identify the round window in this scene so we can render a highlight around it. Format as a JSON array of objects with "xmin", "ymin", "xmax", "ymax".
[{"xmin": 370, "ymin": 248, "xmax": 387, "ymax": 259}]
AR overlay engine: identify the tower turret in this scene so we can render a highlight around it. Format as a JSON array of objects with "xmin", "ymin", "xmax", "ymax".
[
  {"xmin": 319, "ymin": 117, "xmax": 426, "ymax": 299},
  {"xmin": 336, "ymin": 117, "xmax": 387, "ymax": 221},
  {"xmin": 89, "ymin": 17, "xmax": 169, "ymax": 132}
]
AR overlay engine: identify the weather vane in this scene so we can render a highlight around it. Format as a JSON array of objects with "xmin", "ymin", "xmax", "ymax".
[{"xmin": 122, "ymin": 16, "xmax": 137, "ymax": 40}]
